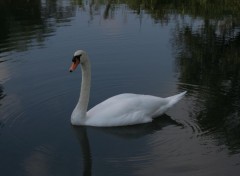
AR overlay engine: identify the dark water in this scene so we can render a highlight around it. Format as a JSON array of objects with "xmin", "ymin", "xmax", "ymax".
[{"xmin": 0, "ymin": 0, "xmax": 240, "ymax": 175}]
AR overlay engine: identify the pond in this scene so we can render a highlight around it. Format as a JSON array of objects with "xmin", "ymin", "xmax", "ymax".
[{"xmin": 0, "ymin": 0, "xmax": 240, "ymax": 175}]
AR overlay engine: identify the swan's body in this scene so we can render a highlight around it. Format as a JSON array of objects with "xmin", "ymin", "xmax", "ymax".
[{"xmin": 69, "ymin": 50, "xmax": 186, "ymax": 127}]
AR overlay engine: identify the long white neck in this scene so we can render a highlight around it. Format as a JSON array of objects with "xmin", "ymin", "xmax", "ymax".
[
  {"xmin": 72, "ymin": 58, "xmax": 91, "ymax": 124},
  {"xmin": 78, "ymin": 59, "xmax": 91, "ymax": 117}
]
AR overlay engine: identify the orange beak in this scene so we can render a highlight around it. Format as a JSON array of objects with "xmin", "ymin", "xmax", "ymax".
[{"xmin": 69, "ymin": 60, "xmax": 80, "ymax": 72}]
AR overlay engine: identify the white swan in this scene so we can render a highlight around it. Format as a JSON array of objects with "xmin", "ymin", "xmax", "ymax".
[{"xmin": 69, "ymin": 50, "xmax": 186, "ymax": 127}]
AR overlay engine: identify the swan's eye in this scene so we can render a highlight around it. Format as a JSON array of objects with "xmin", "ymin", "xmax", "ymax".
[{"xmin": 72, "ymin": 55, "xmax": 81, "ymax": 63}]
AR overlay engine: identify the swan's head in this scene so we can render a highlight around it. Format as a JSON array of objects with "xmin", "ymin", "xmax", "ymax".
[{"xmin": 69, "ymin": 50, "xmax": 88, "ymax": 72}]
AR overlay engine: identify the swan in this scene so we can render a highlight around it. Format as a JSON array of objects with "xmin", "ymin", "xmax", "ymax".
[{"xmin": 69, "ymin": 50, "xmax": 186, "ymax": 127}]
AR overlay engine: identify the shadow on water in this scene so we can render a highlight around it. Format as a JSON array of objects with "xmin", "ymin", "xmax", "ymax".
[
  {"xmin": 0, "ymin": 84, "xmax": 5, "ymax": 104},
  {"xmin": 72, "ymin": 114, "xmax": 182, "ymax": 176},
  {"xmin": 0, "ymin": 84, "xmax": 6, "ymax": 129}
]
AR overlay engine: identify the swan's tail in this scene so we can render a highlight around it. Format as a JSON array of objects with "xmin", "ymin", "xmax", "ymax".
[
  {"xmin": 152, "ymin": 91, "xmax": 187, "ymax": 118},
  {"xmin": 166, "ymin": 91, "xmax": 187, "ymax": 107}
]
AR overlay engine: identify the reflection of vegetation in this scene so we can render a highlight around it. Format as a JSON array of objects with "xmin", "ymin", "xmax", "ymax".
[
  {"xmin": 168, "ymin": 1, "xmax": 240, "ymax": 152},
  {"xmin": 0, "ymin": 0, "xmax": 42, "ymax": 53},
  {"xmin": 0, "ymin": 0, "xmax": 82, "ymax": 55},
  {"xmin": 1, "ymin": 0, "xmax": 240, "ymax": 55},
  {"xmin": 175, "ymin": 23, "xmax": 240, "ymax": 151}
]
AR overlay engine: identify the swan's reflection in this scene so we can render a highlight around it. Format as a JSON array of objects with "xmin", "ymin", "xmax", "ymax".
[{"xmin": 72, "ymin": 114, "xmax": 182, "ymax": 176}]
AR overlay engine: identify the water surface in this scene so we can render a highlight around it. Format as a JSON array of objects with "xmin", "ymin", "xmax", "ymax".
[{"xmin": 0, "ymin": 0, "xmax": 240, "ymax": 176}]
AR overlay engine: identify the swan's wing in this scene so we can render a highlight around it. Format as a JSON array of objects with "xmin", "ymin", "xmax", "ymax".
[{"xmin": 86, "ymin": 93, "xmax": 168, "ymax": 126}]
